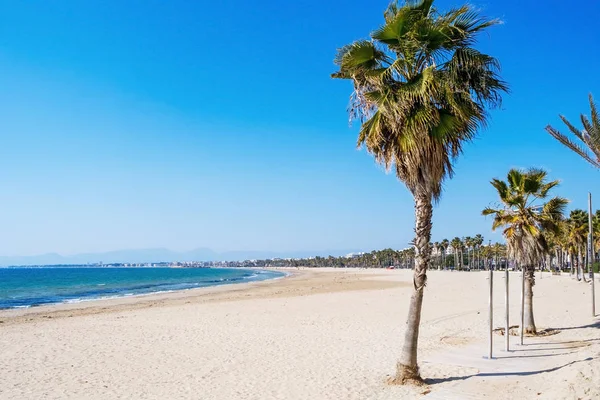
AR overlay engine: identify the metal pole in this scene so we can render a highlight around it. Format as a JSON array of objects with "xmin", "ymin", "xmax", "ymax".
[
  {"xmin": 505, "ymin": 256, "xmax": 509, "ymax": 351},
  {"xmin": 489, "ymin": 254, "xmax": 494, "ymax": 359},
  {"xmin": 520, "ymin": 262, "xmax": 525, "ymax": 345},
  {"xmin": 589, "ymin": 193, "xmax": 596, "ymax": 317}
]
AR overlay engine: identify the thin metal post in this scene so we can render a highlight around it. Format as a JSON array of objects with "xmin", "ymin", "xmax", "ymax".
[
  {"xmin": 489, "ymin": 261, "xmax": 494, "ymax": 359},
  {"xmin": 520, "ymin": 262, "xmax": 525, "ymax": 345},
  {"xmin": 505, "ymin": 256, "xmax": 510, "ymax": 352},
  {"xmin": 589, "ymin": 193, "xmax": 596, "ymax": 317}
]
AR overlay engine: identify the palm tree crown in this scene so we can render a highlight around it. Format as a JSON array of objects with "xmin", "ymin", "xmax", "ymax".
[
  {"xmin": 545, "ymin": 94, "xmax": 600, "ymax": 168},
  {"xmin": 482, "ymin": 168, "xmax": 568, "ymax": 265},
  {"xmin": 332, "ymin": 0, "xmax": 507, "ymax": 200}
]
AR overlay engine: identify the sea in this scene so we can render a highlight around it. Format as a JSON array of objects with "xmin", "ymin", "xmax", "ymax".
[{"xmin": 0, "ymin": 267, "xmax": 284, "ymax": 310}]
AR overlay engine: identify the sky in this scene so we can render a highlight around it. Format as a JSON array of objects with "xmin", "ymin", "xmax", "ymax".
[{"xmin": 0, "ymin": 0, "xmax": 599, "ymax": 257}]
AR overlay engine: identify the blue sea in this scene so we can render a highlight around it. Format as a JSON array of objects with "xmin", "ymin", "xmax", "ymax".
[{"xmin": 0, "ymin": 267, "xmax": 284, "ymax": 309}]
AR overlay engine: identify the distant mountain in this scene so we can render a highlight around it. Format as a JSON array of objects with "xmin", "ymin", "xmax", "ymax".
[{"xmin": 0, "ymin": 248, "xmax": 361, "ymax": 266}]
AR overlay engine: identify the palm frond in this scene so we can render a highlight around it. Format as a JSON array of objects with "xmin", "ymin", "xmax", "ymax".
[{"xmin": 544, "ymin": 125, "xmax": 600, "ymax": 168}]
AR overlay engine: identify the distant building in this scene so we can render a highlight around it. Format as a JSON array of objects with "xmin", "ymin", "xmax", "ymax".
[{"xmin": 345, "ymin": 252, "xmax": 366, "ymax": 258}]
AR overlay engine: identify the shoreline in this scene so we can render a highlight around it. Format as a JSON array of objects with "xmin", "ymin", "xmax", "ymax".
[
  {"xmin": 0, "ymin": 267, "xmax": 404, "ymax": 326},
  {"xmin": 0, "ymin": 266, "xmax": 286, "ymax": 316}
]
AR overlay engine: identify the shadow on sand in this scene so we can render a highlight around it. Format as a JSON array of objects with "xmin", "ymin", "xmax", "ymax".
[
  {"xmin": 425, "ymin": 357, "xmax": 594, "ymax": 385},
  {"xmin": 494, "ymin": 351, "xmax": 577, "ymax": 359},
  {"xmin": 550, "ymin": 320, "xmax": 600, "ymax": 331}
]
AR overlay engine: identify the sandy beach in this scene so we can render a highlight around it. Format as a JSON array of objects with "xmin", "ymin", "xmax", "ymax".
[{"xmin": 1, "ymin": 268, "xmax": 598, "ymax": 400}]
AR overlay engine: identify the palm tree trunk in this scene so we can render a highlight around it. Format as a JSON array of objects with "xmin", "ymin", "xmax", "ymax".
[
  {"xmin": 394, "ymin": 192, "xmax": 432, "ymax": 384},
  {"xmin": 581, "ymin": 247, "xmax": 589, "ymax": 282},
  {"xmin": 577, "ymin": 247, "xmax": 583, "ymax": 281},
  {"xmin": 523, "ymin": 264, "xmax": 536, "ymax": 334},
  {"xmin": 443, "ymin": 250, "xmax": 446, "ymax": 270},
  {"xmin": 570, "ymin": 252, "xmax": 575, "ymax": 276}
]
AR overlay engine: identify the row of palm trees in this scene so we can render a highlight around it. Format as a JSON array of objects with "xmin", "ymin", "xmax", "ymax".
[
  {"xmin": 332, "ymin": 0, "xmax": 596, "ymax": 385},
  {"xmin": 431, "ymin": 234, "xmax": 487, "ymax": 270},
  {"xmin": 435, "ymin": 210, "xmax": 600, "ymax": 277}
]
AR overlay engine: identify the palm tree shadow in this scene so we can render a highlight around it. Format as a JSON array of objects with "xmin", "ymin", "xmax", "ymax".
[
  {"xmin": 550, "ymin": 320, "xmax": 600, "ymax": 331},
  {"xmin": 496, "ymin": 351, "xmax": 576, "ymax": 359},
  {"xmin": 425, "ymin": 357, "xmax": 594, "ymax": 385}
]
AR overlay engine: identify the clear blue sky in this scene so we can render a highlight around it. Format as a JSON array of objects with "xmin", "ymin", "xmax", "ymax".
[{"xmin": 1, "ymin": 0, "xmax": 599, "ymax": 257}]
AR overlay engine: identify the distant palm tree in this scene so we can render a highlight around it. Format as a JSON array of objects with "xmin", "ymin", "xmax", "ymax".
[
  {"xmin": 492, "ymin": 242, "xmax": 505, "ymax": 268},
  {"xmin": 441, "ymin": 239, "xmax": 450, "ymax": 269},
  {"xmin": 332, "ymin": 0, "xmax": 506, "ymax": 383},
  {"xmin": 474, "ymin": 234, "xmax": 484, "ymax": 269},
  {"xmin": 464, "ymin": 236, "xmax": 473, "ymax": 269},
  {"xmin": 482, "ymin": 168, "xmax": 567, "ymax": 334},
  {"xmin": 437, "ymin": 242, "xmax": 445, "ymax": 269},
  {"xmin": 566, "ymin": 210, "xmax": 589, "ymax": 280},
  {"xmin": 450, "ymin": 237, "xmax": 462, "ymax": 270},
  {"xmin": 545, "ymin": 94, "xmax": 600, "ymax": 168},
  {"xmin": 481, "ymin": 243, "xmax": 492, "ymax": 269}
]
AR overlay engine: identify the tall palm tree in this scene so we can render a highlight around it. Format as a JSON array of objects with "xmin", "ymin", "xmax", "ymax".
[
  {"xmin": 451, "ymin": 237, "xmax": 462, "ymax": 270},
  {"xmin": 482, "ymin": 168, "xmax": 567, "ymax": 334},
  {"xmin": 441, "ymin": 238, "xmax": 449, "ymax": 269},
  {"xmin": 437, "ymin": 242, "xmax": 445, "ymax": 269},
  {"xmin": 332, "ymin": 0, "xmax": 506, "ymax": 383},
  {"xmin": 566, "ymin": 209, "xmax": 588, "ymax": 280},
  {"xmin": 492, "ymin": 242, "xmax": 505, "ymax": 268},
  {"xmin": 553, "ymin": 219, "xmax": 571, "ymax": 273},
  {"xmin": 474, "ymin": 234, "xmax": 484, "ymax": 269},
  {"xmin": 464, "ymin": 236, "xmax": 473, "ymax": 269},
  {"xmin": 480, "ymin": 243, "xmax": 492, "ymax": 269},
  {"xmin": 545, "ymin": 94, "xmax": 600, "ymax": 168}
]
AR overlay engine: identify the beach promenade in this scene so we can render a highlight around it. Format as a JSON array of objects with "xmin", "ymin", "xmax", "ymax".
[{"xmin": 1, "ymin": 269, "xmax": 598, "ymax": 399}]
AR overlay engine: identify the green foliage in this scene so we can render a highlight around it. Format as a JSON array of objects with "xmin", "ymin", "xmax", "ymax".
[
  {"xmin": 332, "ymin": 0, "xmax": 507, "ymax": 200},
  {"xmin": 546, "ymin": 94, "xmax": 600, "ymax": 168},
  {"xmin": 225, "ymin": 241, "xmax": 505, "ymax": 270},
  {"xmin": 482, "ymin": 168, "xmax": 568, "ymax": 266}
]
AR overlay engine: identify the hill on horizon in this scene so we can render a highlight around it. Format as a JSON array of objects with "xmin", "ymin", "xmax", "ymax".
[{"xmin": 0, "ymin": 247, "xmax": 361, "ymax": 266}]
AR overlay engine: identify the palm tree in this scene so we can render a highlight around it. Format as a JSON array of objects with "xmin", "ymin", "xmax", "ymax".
[
  {"xmin": 545, "ymin": 94, "xmax": 600, "ymax": 168},
  {"xmin": 332, "ymin": 0, "xmax": 506, "ymax": 383},
  {"xmin": 474, "ymin": 234, "xmax": 484, "ymax": 269},
  {"xmin": 451, "ymin": 237, "xmax": 462, "ymax": 270},
  {"xmin": 492, "ymin": 242, "xmax": 505, "ymax": 269},
  {"xmin": 464, "ymin": 236, "xmax": 473, "ymax": 269},
  {"xmin": 481, "ymin": 243, "xmax": 492, "ymax": 269},
  {"xmin": 566, "ymin": 210, "xmax": 588, "ymax": 280},
  {"xmin": 432, "ymin": 241, "xmax": 439, "ymax": 269},
  {"xmin": 482, "ymin": 168, "xmax": 567, "ymax": 334},
  {"xmin": 441, "ymin": 239, "xmax": 449, "ymax": 269},
  {"xmin": 553, "ymin": 219, "xmax": 571, "ymax": 273},
  {"xmin": 406, "ymin": 247, "xmax": 416, "ymax": 269},
  {"xmin": 437, "ymin": 242, "xmax": 445, "ymax": 269}
]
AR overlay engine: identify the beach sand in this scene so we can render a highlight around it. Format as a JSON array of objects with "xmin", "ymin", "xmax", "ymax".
[{"xmin": 1, "ymin": 268, "xmax": 598, "ymax": 399}]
